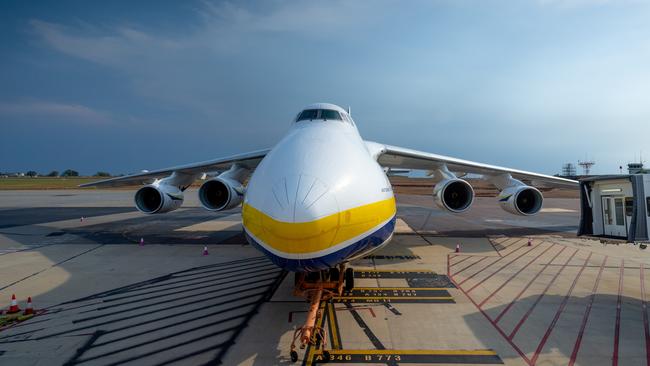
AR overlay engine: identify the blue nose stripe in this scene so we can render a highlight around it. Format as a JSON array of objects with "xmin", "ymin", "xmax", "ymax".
[{"xmin": 244, "ymin": 215, "xmax": 396, "ymax": 272}]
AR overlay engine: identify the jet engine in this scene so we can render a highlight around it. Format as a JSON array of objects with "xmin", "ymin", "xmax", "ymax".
[
  {"xmin": 433, "ymin": 178, "xmax": 474, "ymax": 213},
  {"xmin": 134, "ymin": 184, "xmax": 184, "ymax": 214},
  {"xmin": 498, "ymin": 185, "xmax": 543, "ymax": 216},
  {"xmin": 198, "ymin": 177, "xmax": 244, "ymax": 211}
]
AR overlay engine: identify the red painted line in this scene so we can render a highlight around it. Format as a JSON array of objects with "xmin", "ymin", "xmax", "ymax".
[
  {"xmin": 478, "ymin": 242, "xmax": 556, "ymax": 307},
  {"xmin": 467, "ymin": 243, "xmax": 542, "ymax": 293},
  {"xmin": 530, "ymin": 252, "xmax": 593, "ymax": 365},
  {"xmin": 488, "ymin": 238, "xmax": 504, "ymax": 257},
  {"xmin": 448, "ymin": 269, "xmax": 532, "ymax": 365},
  {"xmin": 450, "ymin": 255, "xmax": 473, "ymax": 268},
  {"xmin": 568, "ymin": 256, "xmax": 608, "ymax": 366},
  {"xmin": 491, "ymin": 237, "xmax": 508, "ymax": 247},
  {"xmin": 452, "ymin": 256, "xmax": 490, "ymax": 277},
  {"xmin": 458, "ymin": 244, "xmax": 528, "ymax": 286},
  {"xmin": 640, "ymin": 263, "xmax": 650, "ymax": 366},
  {"xmin": 503, "ymin": 237, "xmax": 525, "ymax": 249},
  {"xmin": 447, "ymin": 254, "xmax": 450, "ymax": 277},
  {"xmin": 494, "ymin": 246, "xmax": 568, "ymax": 324},
  {"xmin": 508, "ymin": 248, "xmax": 579, "ymax": 340},
  {"xmin": 613, "ymin": 259, "xmax": 624, "ymax": 366},
  {"xmin": 499, "ymin": 237, "xmax": 518, "ymax": 247}
]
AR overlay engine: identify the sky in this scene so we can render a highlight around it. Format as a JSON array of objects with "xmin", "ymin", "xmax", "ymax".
[{"xmin": 1, "ymin": 0, "xmax": 649, "ymax": 176}]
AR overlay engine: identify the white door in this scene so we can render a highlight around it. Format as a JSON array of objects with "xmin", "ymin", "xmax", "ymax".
[{"xmin": 602, "ymin": 196, "xmax": 627, "ymax": 237}]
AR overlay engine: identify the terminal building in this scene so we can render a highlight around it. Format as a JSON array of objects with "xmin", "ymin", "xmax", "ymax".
[{"xmin": 578, "ymin": 174, "xmax": 650, "ymax": 242}]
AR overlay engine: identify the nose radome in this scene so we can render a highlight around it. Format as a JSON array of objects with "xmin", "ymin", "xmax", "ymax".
[{"xmin": 266, "ymin": 174, "xmax": 339, "ymax": 223}]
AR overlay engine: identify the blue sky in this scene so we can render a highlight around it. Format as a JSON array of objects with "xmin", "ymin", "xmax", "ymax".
[{"xmin": 1, "ymin": 0, "xmax": 649, "ymax": 175}]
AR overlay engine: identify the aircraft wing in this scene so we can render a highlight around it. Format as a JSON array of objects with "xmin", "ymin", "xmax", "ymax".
[
  {"xmin": 80, "ymin": 149, "xmax": 269, "ymax": 188},
  {"xmin": 370, "ymin": 142, "xmax": 578, "ymax": 189}
]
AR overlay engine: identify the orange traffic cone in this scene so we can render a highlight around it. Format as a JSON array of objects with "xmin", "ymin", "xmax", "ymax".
[
  {"xmin": 23, "ymin": 297, "xmax": 34, "ymax": 315},
  {"xmin": 7, "ymin": 294, "xmax": 20, "ymax": 314},
  {"xmin": 455, "ymin": 243, "xmax": 461, "ymax": 253},
  {"xmin": 203, "ymin": 246, "xmax": 209, "ymax": 256}
]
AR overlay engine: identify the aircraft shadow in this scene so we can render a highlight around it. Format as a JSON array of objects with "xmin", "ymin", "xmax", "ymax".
[
  {"xmin": 0, "ymin": 257, "xmax": 287, "ymax": 366},
  {"xmin": 463, "ymin": 292, "xmax": 646, "ymax": 365}
]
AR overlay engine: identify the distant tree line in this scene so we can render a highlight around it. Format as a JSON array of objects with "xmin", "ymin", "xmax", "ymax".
[{"xmin": 0, "ymin": 170, "xmax": 114, "ymax": 177}]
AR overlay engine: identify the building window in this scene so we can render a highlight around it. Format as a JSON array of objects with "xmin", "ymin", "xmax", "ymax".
[
  {"xmin": 615, "ymin": 198, "xmax": 624, "ymax": 226},
  {"xmin": 625, "ymin": 197, "xmax": 634, "ymax": 217},
  {"xmin": 647, "ymin": 197, "xmax": 650, "ymax": 216}
]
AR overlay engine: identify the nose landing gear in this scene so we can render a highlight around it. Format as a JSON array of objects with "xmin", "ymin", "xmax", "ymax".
[{"xmin": 289, "ymin": 264, "xmax": 354, "ymax": 363}]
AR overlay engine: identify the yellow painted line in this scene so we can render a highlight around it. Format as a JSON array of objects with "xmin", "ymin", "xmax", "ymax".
[
  {"xmin": 242, "ymin": 197, "xmax": 396, "ymax": 254},
  {"xmin": 353, "ymin": 288, "xmax": 441, "ymax": 291},
  {"xmin": 354, "ymin": 269, "xmax": 434, "ymax": 273},
  {"xmin": 327, "ymin": 302, "xmax": 341, "ymax": 350},
  {"xmin": 333, "ymin": 296, "xmax": 454, "ymax": 301},
  {"xmin": 305, "ymin": 302, "xmax": 327, "ymax": 366},
  {"xmin": 316, "ymin": 349, "xmax": 498, "ymax": 356}
]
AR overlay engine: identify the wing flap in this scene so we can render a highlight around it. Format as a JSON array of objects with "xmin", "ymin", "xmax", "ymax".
[
  {"xmin": 374, "ymin": 143, "xmax": 578, "ymax": 189},
  {"xmin": 80, "ymin": 149, "xmax": 269, "ymax": 188}
]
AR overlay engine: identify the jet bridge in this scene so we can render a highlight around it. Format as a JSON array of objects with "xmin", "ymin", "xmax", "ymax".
[{"xmin": 578, "ymin": 174, "xmax": 650, "ymax": 242}]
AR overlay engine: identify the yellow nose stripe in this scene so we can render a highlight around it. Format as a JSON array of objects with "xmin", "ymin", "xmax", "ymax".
[{"xmin": 242, "ymin": 197, "xmax": 396, "ymax": 254}]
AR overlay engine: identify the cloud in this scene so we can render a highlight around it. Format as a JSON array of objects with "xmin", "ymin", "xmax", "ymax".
[
  {"xmin": 26, "ymin": 1, "xmax": 389, "ymax": 125},
  {"xmin": 538, "ymin": 0, "xmax": 611, "ymax": 6},
  {"xmin": 17, "ymin": 0, "xmax": 650, "ymax": 175},
  {"xmin": 197, "ymin": 0, "xmax": 384, "ymax": 35},
  {"xmin": 537, "ymin": 0, "xmax": 645, "ymax": 8},
  {"xmin": 0, "ymin": 101, "xmax": 110, "ymax": 124},
  {"xmin": 29, "ymin": 19, "xmax": 182, "ymax": 67},
  {"xmin": 29, "ymin": 1, "xmax": 386, "ymax": 66}
]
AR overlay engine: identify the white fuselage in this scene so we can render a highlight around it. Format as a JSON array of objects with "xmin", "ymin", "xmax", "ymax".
[{"xmin": 241, "ymin": 107, "xmax": 397, "ymax": 272}]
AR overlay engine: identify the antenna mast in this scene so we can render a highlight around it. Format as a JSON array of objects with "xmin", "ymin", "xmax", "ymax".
[{"xmin": 578, "ymin": 160, "xmax": 596, "ymax": 176}]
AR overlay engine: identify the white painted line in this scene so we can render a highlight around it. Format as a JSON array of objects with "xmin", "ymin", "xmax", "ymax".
[
  {"xmin": 540, "ymin": 208, "xmax": 577, "ymax": 213},
  {"xmin": 175, "ymin": 214, "xmax": 242, "ymax": 232}
]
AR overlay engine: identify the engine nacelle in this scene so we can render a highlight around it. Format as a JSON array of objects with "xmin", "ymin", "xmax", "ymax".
[
  {"xmin": 498, "ymin": 185, "xmax": 543, "ymax": 216},
  {"xmin": 198, "ymin": 177, "xmax": 244, "ymax": 211},
  {"xmin": 134, "ymin": 184, "xmax": 184, "ymax": 214},
  {"xmin": 433, "ymin": 178, "xmax": 474, "ymax": 213}
]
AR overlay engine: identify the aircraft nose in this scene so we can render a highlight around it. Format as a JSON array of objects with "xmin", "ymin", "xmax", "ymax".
[
  {"xmin": 241, "ymin": 173, "xmax": 343, "ymax": 260},
  {"xmin": 266, "ymin": 174, "xmax": 339, "ymax": 223}
]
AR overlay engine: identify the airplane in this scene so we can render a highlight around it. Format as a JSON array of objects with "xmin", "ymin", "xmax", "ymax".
[{"xmin": 81, "ymin": 102, "xmax": 578, "ymax": 361}]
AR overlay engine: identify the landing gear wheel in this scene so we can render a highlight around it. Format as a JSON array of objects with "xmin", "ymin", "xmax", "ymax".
[
  {"xmin": 344, "ymin": 268, "xmax": 354, "ymax": 292},
  {"xmin": 290, "ymin": 350, "xmax": 298, "ymax": 363},
  {"xmin": 306, "ymin": 271, "xmax": 320, "ymax": 282},
  {"xmin": 329, "ymin": 268, "xmax": 340, "ymax": 282}
]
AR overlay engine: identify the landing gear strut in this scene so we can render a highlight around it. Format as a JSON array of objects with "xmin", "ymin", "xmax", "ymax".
[{"xmin": 289, "ymin": 264, "xmax": 353, "ymax": 363}]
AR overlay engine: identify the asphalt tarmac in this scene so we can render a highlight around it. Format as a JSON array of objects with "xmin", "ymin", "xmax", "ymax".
[{"xmin": 1, "ymin": 189, "xmax": 646, "ymax": 365}]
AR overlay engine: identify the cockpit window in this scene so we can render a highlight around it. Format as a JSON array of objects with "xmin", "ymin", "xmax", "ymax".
[
  {"xmin": 296, "ymin": 109, "xmax": 343, "ymax": 122},
  {"xmin": 321, "ymin": 109, "xmax": 341, "ymax": 120},
  {"xmin": 297, "ymin": 109, "xmax": 319, "ymax": 121}
]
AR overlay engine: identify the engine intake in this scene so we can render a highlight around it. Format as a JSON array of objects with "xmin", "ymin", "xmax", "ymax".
[
  {"xmin": 134, "ymin": 184, "xmax": 184, "ymax": 214},
  {"xmin": 199, "ymin": 177, "xmax": 243, "ymax": 211},
  {"xmin": 498, "ymin": 185, "xmax": 543, "ymax": 216},
  {"xmin": 433, "ymin": 178, "xmax": 474, "ymax": 213}
]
